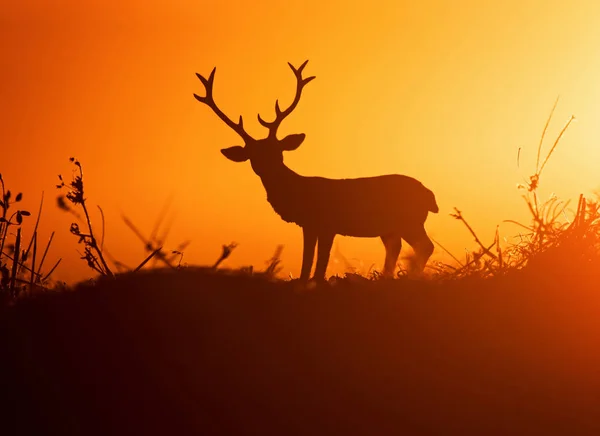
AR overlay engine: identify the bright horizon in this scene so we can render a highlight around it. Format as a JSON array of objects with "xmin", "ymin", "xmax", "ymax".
[{"xmin": 2, "ymin": 0, "xmax": 600, "ymax": 283}]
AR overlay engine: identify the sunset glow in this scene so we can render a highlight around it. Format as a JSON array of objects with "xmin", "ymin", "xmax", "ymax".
[{"xmin": 2, "ymin": 0, "xmax": 600, "ymax": 283}]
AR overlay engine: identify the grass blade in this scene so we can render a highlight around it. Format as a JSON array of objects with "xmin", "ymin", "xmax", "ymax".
[
  {"xmin": 36, "ymin": 231, "xmax": 55, "ymax": 279},
  {"xmin": 538, "ymin": 115, "xmax": 575, "ymax": 176},
  {"xmin": 536, "ymin": 96, "xmax": 559, "ymax": 173},
  {"xmin": 29, "ymin": 231, "xmax": 37, "ymax": 292},
  {"xmin": 42, "ymin": 258, "xmax": 62, "ymax": 282},
  {"xmin": 133, "ymin": 247, "xmax": 163, "ymax": 272},
  {"xmin": 10, "ymin": 228, "xmax": 21, "ymax": 297}
]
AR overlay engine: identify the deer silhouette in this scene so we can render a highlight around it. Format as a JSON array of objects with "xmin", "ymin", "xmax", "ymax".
[{"xmin": 194, "ymin": 60, "xmax": 438, "ymax": 282}]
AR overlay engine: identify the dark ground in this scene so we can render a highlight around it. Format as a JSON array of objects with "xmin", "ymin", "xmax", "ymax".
[{"xmin": 1, "ymin": 267, "xmax": 599, "ymax": 435}]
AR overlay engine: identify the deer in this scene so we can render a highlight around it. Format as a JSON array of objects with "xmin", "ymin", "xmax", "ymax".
[{"xmin": 194, "ymin": 60, "xmax": 438, "ymax": 282}]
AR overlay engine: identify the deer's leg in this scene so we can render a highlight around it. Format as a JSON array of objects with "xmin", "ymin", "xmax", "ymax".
[
  {"xmin": 300, "ymin": 228, "xmax": 317, "ymax": 281},
  {"xmin": 403, "ymin": 224, "xmax": 434, "ymax": 276},
  {"xmin": 313, "ymin": 232, "xmax": 335, "ymax": 282},
  {"xmin": 381, "ymin": 234, "xmax": 402, "ymax": 278}
]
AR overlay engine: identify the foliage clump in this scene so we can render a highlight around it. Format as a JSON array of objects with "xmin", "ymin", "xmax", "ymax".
[
  {"xmin": 57, "ymin": 157, "xmax": 113, "ymax": 278},
  {"xmin": 428, "ymin": 101, "xmax": 598, "ymax": 280}
]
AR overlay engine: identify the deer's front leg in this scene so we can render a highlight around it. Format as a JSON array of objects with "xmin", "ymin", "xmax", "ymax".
[
  {"xmin": 300, "ymin": 227, "xmax": 317, "ymax": 282},
  {"xmin": 313, "ymin": 232, "xmax": 335, "ymax": 282}
]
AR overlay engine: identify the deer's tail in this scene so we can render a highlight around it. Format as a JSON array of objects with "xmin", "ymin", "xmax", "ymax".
[{"xmin": 425, "ymin": 188, "xmax": 439, "ymax": 213}]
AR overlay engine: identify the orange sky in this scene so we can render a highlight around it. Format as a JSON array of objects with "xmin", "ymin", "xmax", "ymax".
[{"xmin": 2, "ymin": 0, "xmax": 600, "ymax": 283}]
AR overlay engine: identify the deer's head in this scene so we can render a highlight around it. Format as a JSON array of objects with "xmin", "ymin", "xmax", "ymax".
[{"xmin": 194, "ymin": 61, "xmax": 315, "ymax": 176}]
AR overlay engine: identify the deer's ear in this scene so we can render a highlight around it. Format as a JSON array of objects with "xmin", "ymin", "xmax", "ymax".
[
  {"xmin": 221, "ymin": 146, "xmax": 248, "ymax": 162},
  {"xmin": 280, "ymin": 134, "xmax": 305, "ymax": 151}
]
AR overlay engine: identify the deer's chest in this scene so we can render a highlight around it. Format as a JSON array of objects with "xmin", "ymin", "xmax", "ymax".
[{"xmin": 266, "ymin": 191, "xmax": 302, "ymax": 224}]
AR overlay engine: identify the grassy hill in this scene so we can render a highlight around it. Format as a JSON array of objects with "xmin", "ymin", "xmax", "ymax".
[{"xmin": 2, "ymin": 267, "xmax": 599, "ymax": 435}]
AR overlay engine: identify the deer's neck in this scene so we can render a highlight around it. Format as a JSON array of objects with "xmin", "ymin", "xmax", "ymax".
[
  {"xmin": 257, "ymin": 163, "xmax": 306, "ymax": 224},
  {"xmin": 258, "ymin": 162, "xmax": 301, "ymax": 193}
]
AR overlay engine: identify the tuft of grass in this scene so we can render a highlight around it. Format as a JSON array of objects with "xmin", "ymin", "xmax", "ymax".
[
  {"xmin": 263, "ymin": 244, "xmax": 284, "ymax": 279},
  {"xmin": 213, "ymin": 242, "xmax": 238, "ymax": 269},
  {"xmin": 1, "ymin": 175, "xmax": 60, "ymax": 305},
  {"xmin": 121, "ymin": 199, "xmax": 191, "ymax": 272},
  {"xmin": 437, "ymin": 100, "xmax": 595, "ymax": 280}
]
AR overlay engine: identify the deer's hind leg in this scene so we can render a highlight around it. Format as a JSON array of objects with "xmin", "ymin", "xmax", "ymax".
[
  {"xmin": 381, "ymin": 234, "xmax": 403, "ymax": 278},
  {"xmin": 402, "ymin": 224, "xmax": 434, "ymax": 276}
]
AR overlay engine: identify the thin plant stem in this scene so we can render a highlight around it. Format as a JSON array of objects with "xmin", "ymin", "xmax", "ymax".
[
  {"xmin": 42, "ymin": 258, "xmax": 62, "ymax": 282},
  {"xmin": 133, "ymin": 247, "xmax": 163, "ymax": 272},
  {"xmin": 536, "ymin": 96, "xmax": 559, "ymax": 173},
  {"xmin": 36, "ymin": 231, "xmax": 55, "ymax": 279},
  {"xmin": 97, "ymin": 205, "xmax": 106, "ymax": 251},
  {"xmin": 538, "ymin": 115, "xmax": 576, "ymax": 177},
  {"xmin": 21, "ymin": 192, "xmax": 44, "ymax": 273},
  {"xmin": 431, "ymin": 236, "xmax": 464, "ymax": 267},
  {"xmin": 30, "ymin": 231, "xmax": 37, "ymax": 292},
  {"xmin": 9, "ymin": 228, "xmax": 21, "ymax": 296},
  {"xmin": 75, "ymin": 164, "xmax": 113, "ymax": 278}
]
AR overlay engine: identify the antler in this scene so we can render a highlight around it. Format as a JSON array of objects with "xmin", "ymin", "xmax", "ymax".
[
  {"xmin": 258, "ymin": 60, "xmax": 316, "ymax": 138},
  {"xmin": 194, "ymin": 68, "xmax": 254, "ymax": 143}
]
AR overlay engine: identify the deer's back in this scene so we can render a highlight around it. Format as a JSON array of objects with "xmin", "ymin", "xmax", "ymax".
[{"xmin": 267, "ymin": 174, "xmax": 438, "ymax": 237}]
